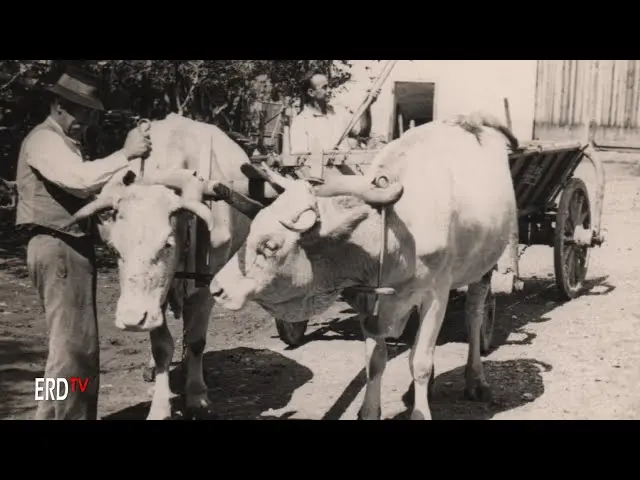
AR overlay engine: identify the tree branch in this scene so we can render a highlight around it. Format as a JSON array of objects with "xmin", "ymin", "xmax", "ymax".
[
  {"xmin": 177, "ymin": 61, "xmax": 202, "ymax": 115},
  {"xmin": 0, "ymin": 62, "xmax": 37, "ymax": 91}
]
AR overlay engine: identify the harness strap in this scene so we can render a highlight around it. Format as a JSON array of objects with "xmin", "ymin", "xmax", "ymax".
[
  {"xmin": 343, "ymin": 174, "xmax": 397, "ymax": 318},
  {"xmin": 373, "ymin": 204, "xmax": 388, "ymax": 317},
  {"xmin": 372, "ymin": 175, "xmax": 393, "ymax": 318}
]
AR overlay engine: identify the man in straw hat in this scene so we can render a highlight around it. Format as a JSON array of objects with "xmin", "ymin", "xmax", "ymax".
[{"xmin": 15, "ymin": 67, "xmax": 151, "ymax": 420}]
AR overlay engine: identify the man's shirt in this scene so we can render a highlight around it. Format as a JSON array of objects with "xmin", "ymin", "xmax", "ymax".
[
  {"xmin": 289, "ymin": 104, "xmax": 354, "ymax": 153},
  {"xmin": 24, "ymin": 116, "xmax": 129, "ymax": 199}
]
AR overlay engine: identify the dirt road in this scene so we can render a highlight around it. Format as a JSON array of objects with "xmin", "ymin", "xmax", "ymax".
[{"xmin": 1, "ymin": 151, "xmax": 638, "ymax": 420}]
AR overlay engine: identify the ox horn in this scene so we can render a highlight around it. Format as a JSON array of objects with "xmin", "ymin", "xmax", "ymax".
[
  {"xmin": 173, "ymin": 200, "xmax": 214, "ymax": 232},
  {"xmin": 314, "ymin": 175, "xmax": 404, "ymax": 206},
  {"xmin": 140, "ymin": 168, "xmax": 265, "ymax": 220},
  {"xmin": 257, "ymin": 162, "xmax": 325, "ymax": 189},
  {"xmin": 137, "ymin": 169, "xmax": 204, "ymax": 200},
  {"xmin": 279, "ymin": 207, "xmax": 318, "ymax": 233},
  {"xmin": 61, "ymin": 191, "xmax": 119, "ymax": 231},
  {"xmin": 135, "ymin": 169, "xmax": 214, "ymax": 230},
  {"xmin": 259, "ymin": 162, "xmax": 401, "ymax": 206}
]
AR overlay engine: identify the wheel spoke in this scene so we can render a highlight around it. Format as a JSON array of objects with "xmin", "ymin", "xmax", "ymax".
[
  {"xmin": 565, "ymin": 247, "xmax": 576, "ymax": 286},
  {"xmin": 572, "ymin": 249, "xmax": 581, "ymax": 286},
  {"xmin": 575, "ymin": 247, "xmax": 587, "ymax": 279},
  {"xmin": 578, "ymin": 204, "xmax": 590, "ymax": 226},
  {"xmin": 572, "ymin": 192, "xmax": 584, "ymax": 220}
]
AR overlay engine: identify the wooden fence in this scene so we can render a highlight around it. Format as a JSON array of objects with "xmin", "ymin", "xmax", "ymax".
[{"xmin": 534, "ymin": 60, "xmax": 640, "ymax": 148}]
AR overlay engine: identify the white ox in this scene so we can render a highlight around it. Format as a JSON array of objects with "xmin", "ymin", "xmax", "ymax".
[
  {"xmin": 65, "ymin": 113, "xmax": 272, "ymax": 419},
  {"xmin": 209, "ymin": 113, "xmax": 519, "ymax": 420}
]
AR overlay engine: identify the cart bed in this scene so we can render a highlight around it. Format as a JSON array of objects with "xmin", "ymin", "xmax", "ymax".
[{"xmin": 509, "ymin": 141, "xmax": 588, "ymax": 216}]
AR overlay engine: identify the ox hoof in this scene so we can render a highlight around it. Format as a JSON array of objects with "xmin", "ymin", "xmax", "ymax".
[
  {"xmin": 409, "ymin": 409, "xmax": 429, "ymax": 420},
  {"xmin": 185, "ymin": 393, "xmax": 217, "ymax": 420},
  {"xmin": 401, "ymin": 374, "xmax": 435, "ymax": 408},
  {"xmin": 357, "ymin": 406, "xmax": 382, "ymax": 420},
  {"xmin": 142, "ymin": 365, "xmax": 156, "ymax": 383},
  {"xmin": 464, "ymin": 382, "xmax": 492, "ymax": 403}
]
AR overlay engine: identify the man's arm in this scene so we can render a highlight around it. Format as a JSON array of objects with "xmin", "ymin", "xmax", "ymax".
[{"xmin": 25, "ymin": 129, "xmax": 130, "ymax": 199}]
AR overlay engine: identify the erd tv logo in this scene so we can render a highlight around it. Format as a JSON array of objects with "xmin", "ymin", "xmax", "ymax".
[{"xmin": 34, "ymin": 377, "xmax": 90, "ymax": 400}]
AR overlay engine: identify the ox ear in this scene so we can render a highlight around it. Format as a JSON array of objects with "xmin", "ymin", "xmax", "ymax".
[{"xmin": 307, "ymin": 198, "xmax": 370, "ymax": 242}]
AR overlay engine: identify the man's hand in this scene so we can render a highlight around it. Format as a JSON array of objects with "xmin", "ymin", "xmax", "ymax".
[
  {"xmin": 370, "ymin": 87, "xmax": 382, "ymax": 104},
  {"xmin": 122, "ymin": 127, "xmax": 152, "ymax": 161}
]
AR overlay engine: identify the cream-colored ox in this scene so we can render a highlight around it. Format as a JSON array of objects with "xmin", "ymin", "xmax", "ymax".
[
  {"xmin": 64, "ymin": 113, "xmax": 272, "ymax": 420},
  {"xmin": 209, "ymin": 113, "xmax": 519, "ymax": 420}
]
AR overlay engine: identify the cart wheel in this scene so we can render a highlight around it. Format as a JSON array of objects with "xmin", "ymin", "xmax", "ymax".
[
  {"xmin": 554, "ymin": 178, "xmax": 591, "ymax": 300},
  {"xmin": 480, "ymin": 290, "xmax": 496, "ymax": 356},
  {"xmin": 275, "ymin": 319, "xmax": 309, "ymax": 347}
]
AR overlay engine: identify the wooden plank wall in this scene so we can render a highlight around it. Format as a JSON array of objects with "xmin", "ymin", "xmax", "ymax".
[{"xmin": 534, "ymin": 60, "xmax": 640, "ymax": 147}]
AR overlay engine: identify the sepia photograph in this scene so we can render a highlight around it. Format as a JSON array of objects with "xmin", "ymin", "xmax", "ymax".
[{"xmin": 0, "ymin": 59, "xmax": 631, "ymax": 421}]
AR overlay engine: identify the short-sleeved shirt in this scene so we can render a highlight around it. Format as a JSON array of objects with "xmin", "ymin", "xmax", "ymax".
[{"xmin": 288, "ymin": 104, "xmax": 354, "ymax": 153}]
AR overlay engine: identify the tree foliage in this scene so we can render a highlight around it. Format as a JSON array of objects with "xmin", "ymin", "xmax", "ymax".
[{"xmin": 0, "ymin": 60, "xmax": 365, "ymax": 180}]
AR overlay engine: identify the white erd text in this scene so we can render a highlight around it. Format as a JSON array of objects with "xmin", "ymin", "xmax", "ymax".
[{"xmin": 34, "ymin": 378, "xmax": 90, "ymax": 400}]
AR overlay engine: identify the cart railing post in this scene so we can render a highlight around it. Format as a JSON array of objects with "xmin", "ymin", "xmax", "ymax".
[{"xmin": 503, "ymin": 97, "xmax": 513, "ymax": 132}]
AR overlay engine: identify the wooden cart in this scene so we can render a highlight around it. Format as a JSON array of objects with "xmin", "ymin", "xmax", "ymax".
[{"xmin": 245, "ymin": 105, "xmax": 606, "ymax": 350}]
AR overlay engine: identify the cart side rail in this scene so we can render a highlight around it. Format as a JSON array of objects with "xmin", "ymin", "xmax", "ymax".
[{"xmin": 509, "ymin": 143, "xmax": 588, "ymax": 214}]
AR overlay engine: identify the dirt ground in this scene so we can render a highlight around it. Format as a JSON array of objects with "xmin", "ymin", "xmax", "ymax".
[{"xmin": 1, "ymin": 150, "xmax": 639, "ymax": 420}]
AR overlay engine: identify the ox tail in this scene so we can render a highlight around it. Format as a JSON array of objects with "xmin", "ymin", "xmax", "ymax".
[{"xmin": 447, "ymin": 112, "xmax": 519, "ymax": 152}]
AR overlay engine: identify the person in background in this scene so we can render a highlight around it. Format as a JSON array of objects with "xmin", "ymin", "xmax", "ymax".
[
  {"xmin": 289, "ymin": 72, "xmax": 380, "ymax": 154},
  {"xmin": 15, "ymin": 67, "xmax": 151, "ymax": 420}
]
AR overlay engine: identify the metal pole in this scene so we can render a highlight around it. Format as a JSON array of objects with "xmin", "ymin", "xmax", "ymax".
[{"xmin": 333, "ymin": 60, "xmax": 398, "ymax": 150}]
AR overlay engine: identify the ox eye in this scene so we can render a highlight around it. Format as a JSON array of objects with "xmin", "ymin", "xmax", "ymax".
[
  {"xmin": 265, "ymin": 240, "xmax": 278, "ymax": 250},
  {"xmin": 259, "ymin": 239, "xmax": 280, "ymax": 257}
]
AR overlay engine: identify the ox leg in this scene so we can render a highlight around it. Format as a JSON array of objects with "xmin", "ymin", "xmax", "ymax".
[
  {"xmin": 464, "ymin": 272, "xmax": 492, "ymax": 402},
  {"xmin": 147, "ymin": 315, "xmax": 175, "ymax": 420},
  {"xmin": 182, "ymin": 287, "xmax": 215, "ymax": 417},
  {"xmin": 410, "ymin": 282, "xmax": 451, "ymax": 420},
  {"xmin": 357, "ymin": 315, "xmax": 388, "ymax": 420},
  {"xmin": 142, "ymin": 347, "xmax": 156, "ymax": 383},
  {"xmin": 492, "ymin": 213, "xmax": 520, "ymax": 294}
]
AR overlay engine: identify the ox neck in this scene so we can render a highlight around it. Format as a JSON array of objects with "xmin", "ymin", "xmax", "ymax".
[{"xmin": 311, "ymin": 198, "xmax": 389, "ymax": 289}]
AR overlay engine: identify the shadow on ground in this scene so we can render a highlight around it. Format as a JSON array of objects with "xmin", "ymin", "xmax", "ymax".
[
  {"xmin": 102, "ymin": 346, "xmax": 313, "ymax": 420},
  {"xmin": 0, "ymin": 338, "xmax": 47, "ymax": 419},
  {"xmin": 291, "ymin": 274, "xmax": 613, "ymax": 420},
  {"xmin": 441, "ymin": 275, "xmax": 614, "ymax": 355},
  {"xmin": 275, "ymin": 275, "xmax": 615, "ymax": 358},
  {"xmin": 391, "ymin": 358, "xmax": 553, "ymax": 420}
]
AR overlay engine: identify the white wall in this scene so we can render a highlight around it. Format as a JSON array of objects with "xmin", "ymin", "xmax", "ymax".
[{"xmin": 333, "ymin": 60, "xmax": 538, "ymax": 142}]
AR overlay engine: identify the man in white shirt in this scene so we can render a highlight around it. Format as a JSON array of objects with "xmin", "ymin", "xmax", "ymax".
[
  {"xmin": 15, "ymin": 68, "xmax": 151, "ymax": 420},
  {"xmin": 289, "ymin": 73, "xmax": 380, "ymax": 154}
]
